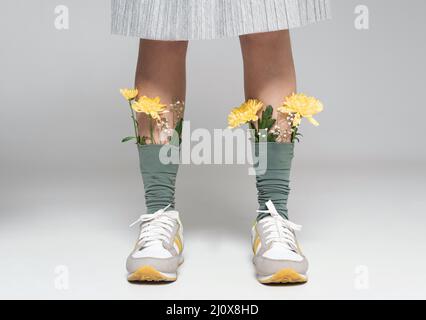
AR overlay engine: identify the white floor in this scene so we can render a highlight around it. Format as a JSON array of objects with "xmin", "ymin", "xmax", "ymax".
[{"xmin": 1, "ymin": 163, "xmax": 426, "ymax": 300}]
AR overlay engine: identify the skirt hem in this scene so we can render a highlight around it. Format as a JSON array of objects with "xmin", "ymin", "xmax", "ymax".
[
  {"xmin": 111, "ymin": 16, "xmax": 332, "ymax": 41},
  {"xmin": 111, "ymin": 0, "xmax": 332, "ymax": 41}
]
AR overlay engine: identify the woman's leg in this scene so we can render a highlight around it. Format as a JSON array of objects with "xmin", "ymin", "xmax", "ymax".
[
  {"xmin": 135, "ymin": 39, "xmax": 188, "ymax": 143},
  {"xmin": 240, "ymin": 30, "xmax": 296, "ymax": 219},
  {"xmin": 240, "ymin": 30, "xmax": 296, "ymax": 218},
  {"xmin": 241, "ymin": 31, "xmax": 308, "ymax": 284},
  {"xmin": 127, "ymin": 40, "xmax": 188, "ymax": 282},
  {"xmin": 240, "ymin": 30, "xmax": 296, "ymax": 142},
  {"xmin": 133, "ymin": 39, "xmax": 188, "ymax": 214}
]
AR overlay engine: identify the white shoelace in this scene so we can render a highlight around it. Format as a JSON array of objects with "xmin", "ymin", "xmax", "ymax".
[
  {"xmin": 257, "ymin": 200, "xmax": 302, "ymax": 251},
  {"xmin": 130, "ymin": 204, "xmax": 176, "ymax": 248}
]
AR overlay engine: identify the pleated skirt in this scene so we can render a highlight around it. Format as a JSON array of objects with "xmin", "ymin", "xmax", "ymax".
[{"xmin": 111, "ymin": 0, "xmax": 331, "ymax": 40}]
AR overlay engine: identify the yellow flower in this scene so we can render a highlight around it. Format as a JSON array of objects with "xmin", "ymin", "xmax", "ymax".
[
  {"xmin": 132, "ymin": 96, "xmax": 167, "ymax": 120},
  {"xmin": 278, "ymin": 93, "xmax": 323, "ymax": 127},
  {"xmin": 120, "ymin": 88, "xmax": 139, "ymax": 101},
  {"xmin": 228, "ymin": 99, "xmax": 264, "ymax": 129}
]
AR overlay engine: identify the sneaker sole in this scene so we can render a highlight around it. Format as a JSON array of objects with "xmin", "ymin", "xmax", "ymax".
[
  {"xmin": 258, "ymin": 268, "xmax": 308, "ymax": 284},
  {"xmin": 127, "ymin": 266, "xmax": 177, "ymax": 282}
]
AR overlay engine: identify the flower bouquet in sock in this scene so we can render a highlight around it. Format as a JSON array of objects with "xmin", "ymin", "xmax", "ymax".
[
  {"xmin": 228, "ymin": 93, "xmax": 323, "ymax": 143},
  {"xmin": 119, "ymin": 88, "xmax": 184, "ymax": 146}
]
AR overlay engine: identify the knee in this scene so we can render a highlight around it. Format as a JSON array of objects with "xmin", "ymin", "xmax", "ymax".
[
  {"xmin": 140, "ymin": 39, "xmax": 188, "ymax": 57},
  {"xmin": 240, "ymin": 30, "xmax": 289, "ymax": 49}
]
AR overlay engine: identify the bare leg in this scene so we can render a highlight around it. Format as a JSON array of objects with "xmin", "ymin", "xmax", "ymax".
[
  {"xmin": 240, "ymin": 30, "xmax": 296, "ymax": 142},
  {"xmin": 135, "ymin": 39, "xmax": 188, "ymax": 144}
]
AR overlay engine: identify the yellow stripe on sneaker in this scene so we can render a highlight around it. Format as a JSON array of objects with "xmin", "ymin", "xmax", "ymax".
[
  {"xmin": 174, "ymin": 236, "xmax": 183, "ymax": 253},
  {"xmin": 253, "ymin": 235, "xmax": 261, "ymax": 254}
]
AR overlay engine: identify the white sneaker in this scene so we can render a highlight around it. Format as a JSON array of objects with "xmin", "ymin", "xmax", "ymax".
[
  {"xmin": 127, "ymin": 204, "xmax": 184, "ymax": 282},
  {"xmin": 252, "ymin": 200, "xmax": 308, "ymax": 284}
]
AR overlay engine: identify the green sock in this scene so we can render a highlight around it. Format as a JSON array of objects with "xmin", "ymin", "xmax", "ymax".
[
  {"xmin": 254, "ymin": 142, "xmax": 294, "ymax": 220},
  {"xmin": 138, "ymin": 144, "xmax": 179, "ymax": 214}
]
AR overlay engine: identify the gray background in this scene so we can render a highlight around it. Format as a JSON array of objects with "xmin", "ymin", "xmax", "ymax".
[{"xmin": 1, "ymin": 0, "xmax": 426, "ymax": 299}]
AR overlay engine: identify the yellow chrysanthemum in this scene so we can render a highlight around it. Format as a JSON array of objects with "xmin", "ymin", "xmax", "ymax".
[
  {"xmin": 132, "ymin": 96, "xmax": 167, "ymax": 120},
  {"xmin": 120, "ymin": 88, "xmax": 139, "ymax": 101},
  {"xmin": 278, "ymin": 93, "xmax": 324, "ymax": 127},
  {"xmin": 228, "ymin": 99, "xmax": 264, "ymax": 129}
]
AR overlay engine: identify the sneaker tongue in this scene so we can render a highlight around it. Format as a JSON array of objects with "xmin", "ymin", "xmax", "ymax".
[
  {"xmin": 260, "ymin": 216, "xmax": 275, "ymax": 225},
  {"xmin": 164, "ymin": 210, "xmax": 179, "ymax": 219}
]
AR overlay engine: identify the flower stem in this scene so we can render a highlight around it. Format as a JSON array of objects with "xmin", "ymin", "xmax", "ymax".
[
  {"xmin": 149, "ymin": 118, "xmax": 155, "ymax": 144},
  {"xmin": 128, "ymin": 101, "xmax": 140, "ymax": 144},
  {"xmin": 291, "ymin": 126, "xmax": 298, "ymax": 143},
  {"xmin": 249, "ymin": 122, "xmax": 258, "ymax": 142}
]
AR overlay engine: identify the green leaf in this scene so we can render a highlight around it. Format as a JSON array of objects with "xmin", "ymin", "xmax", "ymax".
[
  {"xmin": 170, "ymin": 119, "xmax": 184, "ymax": 146},
  {"xmin": 121, "ymin": 136, "xmax": 136, "ymax": 143},
  {"xmin": 266, "ymin": 118, "xmax": 276, "ymax": 129},
  {"xmin": 267, "ymin": 133, "xmax": 277, "ymax": 142},
  {"xmin": 175, "ymin": 118, "xmax": 183, "ymax": 137},
  {"xmin": 263, "ymin": 105, "xmax": 273, "ymax": 119},
  {"xmin": 259, "ymin": 106, "xmax": 275, "ymax": 130}
]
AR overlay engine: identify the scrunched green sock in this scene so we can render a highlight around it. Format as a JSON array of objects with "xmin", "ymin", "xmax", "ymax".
[
  {"xmin": 138, "ymin": 144, "xmax": 179, "ymax": 214},
  {"xmin": 253, "ymin": 142, "xmax": 294, "ymax": 220}
]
